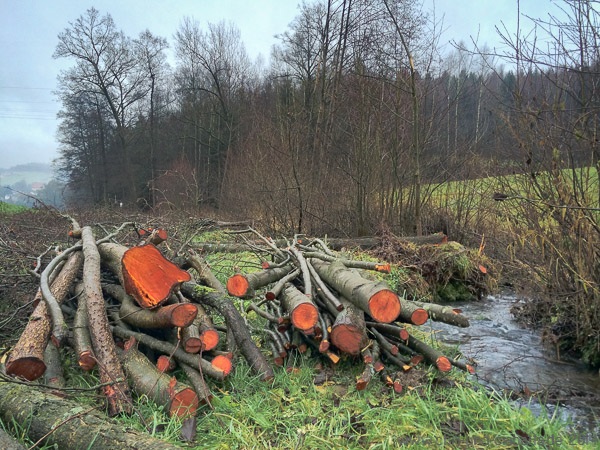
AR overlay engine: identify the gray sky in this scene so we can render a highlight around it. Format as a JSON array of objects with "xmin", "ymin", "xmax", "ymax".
[{"xmin": 0, "ymin": 0, "xmax": 559, "ymax": 169}]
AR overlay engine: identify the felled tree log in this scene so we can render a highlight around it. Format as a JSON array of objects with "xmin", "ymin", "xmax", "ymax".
[
  {"xmin": 193, "ymin": 303, "xmax": 219, "ymax": 351},
  {"xmin": 180, "ymin": 362, "xmax": 213, "ymax": 405},
  {"xmin": 310, "ymin": 259, "xmax": 400, "ymax": 323},
  {"xmin": 98, "ymin": 242, "xmax": 191, "ymax": 309},
  {"xmin": 303, "ymin": 251, "xmax": 391, "ymax": 273},
  {"xmin": 330, "ymin": 298, "xmax": 368, "ymax": 355},
  {"xmin": 110, "ymin": 325, "xmax": 226, "ymax": 381},
  {"xmin": 398, "ymin": 298, "xmax": 429, "ymax": 325},
  {"xmin": 366, "ymin": 322, "xmax": 410, "ymax": 341},
  {"xmin": 412, "ymin": 300, "xmax": 470, "ymax": 327},
  {"xmin": 323, "ymin": 233, "xmax": 448, "ymax": 250},
  {"xmin": 180, "ymin": 284, "xmax": 274, "ymax": 381},
  {"xmin": 81, "ymin": 227, "xmax": 132, "ymax": 416},
  {"xmin": 183, "ymin": 255, "xmax": 274, "ymax": 378},
  {"xmin": 118, "ymin": 339, "xmax": 198, "ymax": 418},
  {"xmin": 227, "ymin": 265, "xmax": 293, "ymax": 298},
  {"xmin": 102, "ymin": 283, "xmax": 198, "ymax": 328},
  {"xmin": 0, "ymin": 428, "xmax": 26, "ymax": 450},
  {"xmin": 406, "ymin": 335, "xmax": 452, "ymax": 372},
  {"xmin": 0, "ymin": 380, "xmax": 181, "ymax": 450},
  {"xmin": 5, "ymin": 250, "xmax": 83, "ymax": 381},
  {"xmin": 43, "ymin": 343, "xmax": 65, "ymax": 389},
  {"xmin": 73, "ymin": 292, "xmax": 96, "ymax": 371},
  {"xmin": 279, "ymin": 283, "xmax": 319, "ymax": 332}
]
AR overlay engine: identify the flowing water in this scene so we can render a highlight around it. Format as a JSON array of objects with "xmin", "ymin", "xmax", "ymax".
[{"xmin": 423, "ymin": 293, "xmax": 600, "ymax": 438}]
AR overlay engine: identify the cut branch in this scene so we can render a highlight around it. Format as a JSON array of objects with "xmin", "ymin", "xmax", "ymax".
[{"xmin": 6, "ymin": 250, "xmax": 83, "ymax": 381}]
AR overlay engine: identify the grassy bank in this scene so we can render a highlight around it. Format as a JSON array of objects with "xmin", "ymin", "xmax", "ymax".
[
  {"xmin": 0, "ymin": 212, "xmax": 597, "ymax": 448},
  {"xmin": 3, "ymin": 355, "xmax": 594, "ymax": 449}
]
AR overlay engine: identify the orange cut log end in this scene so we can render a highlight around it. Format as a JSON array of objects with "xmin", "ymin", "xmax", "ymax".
[
  {"xmin": 373, "ymin": 361, "xmax": 385, "ymax": 372},
  {"xmin": 410, "ymin": 355, "xmax": 424, "ymax": 366},
  {"xmin": 375, "ymin": 264, "xmax": 391, "ymax": 273},
  {"xmin": 211, "ymin": 355, "xmax": 233, "ymax": 376},
  {"xmin": 356, "ymin": 379, "xmax": 368, "ymax": 391},
  {"xmin": 183, "ymin": 337, "xmax": 203, "ymax": 354},
  {"xmin": 319, "ymin": 339, "xmax": 330, "ymax": 353},
  {"xmin": 466, "ymin": 364, "xmax": 476, "ymax": 374},
  {"xmin": 78, "ymin": 351, "xmax": 97, "ymax": 371},
  {"xmin": 436, "ymin": 356, "xmax": 452, "ymax": 372},
  {"xmin": 368, "ymin": 289, "xmax": 401, "ymax": 323},
  {"xmin": 410, "ymin": 308, "xmax": 429, "ymax": 326},
  {"xmin": 330, "ymin": 325, "xmax": 365, "ymax": 355},
  {"xmin": 200, "ymin": 329, "xmax": 220, "ymax": 351},
  {"xmin": 290, "ymin": 303, "xmax": 319, "ymax": 331},
  {"xmin": 399, "ymin": 329, "xmax": 410, "ymax": 341},
  {"xmin": 122, "ymin": 244, "xmax": 191, "ymax": 309},
  {"xmin": 168, "ymin": 303, "xmax": 198, "ymax": 327},
  {"xmin": 170, "ymin": 387, "xmax": 199, "ymax": 418},
  {"xmin": 5, "ymin": 358, "xmax": 46, "ymax": 382},
  {"xmin": 226, "ymin": 274, "xmax": 250, "ymax": 298},
  {"xmin": 156, "ymin": 355, "xmax": 176, "ymax": 373},
  {"xmin": 393, "ymin": 380, "xmax": 403, "ymax": 394}
]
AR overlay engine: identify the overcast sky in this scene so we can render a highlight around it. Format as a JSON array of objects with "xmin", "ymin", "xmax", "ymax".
[{"xmin": 0, "ymin": 0, "xmax": 560, "ymax": 170}]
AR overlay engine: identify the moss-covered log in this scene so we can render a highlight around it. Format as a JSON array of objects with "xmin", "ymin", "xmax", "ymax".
[{"xmin": 0, "ymin": 381, "xmax": 181, "ymax": 450}]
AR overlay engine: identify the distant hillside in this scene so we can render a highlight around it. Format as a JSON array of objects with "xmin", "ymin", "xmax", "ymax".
[{"xmin": 0, "ymin": 163, "xmax": 55, "ymax": 185}]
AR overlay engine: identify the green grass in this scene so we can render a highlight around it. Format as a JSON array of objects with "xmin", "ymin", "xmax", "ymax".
[
  {"xmin": 182, "ymin": 358, "xmax": 591, "ymax": 449},
  {"xmin": 0, "ymin": 201, "xmax": 27, "ymax": 214}
]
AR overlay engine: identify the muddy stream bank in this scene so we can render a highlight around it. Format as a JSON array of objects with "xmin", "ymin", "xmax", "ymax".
[{"xmin": 424, "ymin": 293, "xmax": 600, "ymax": 438}]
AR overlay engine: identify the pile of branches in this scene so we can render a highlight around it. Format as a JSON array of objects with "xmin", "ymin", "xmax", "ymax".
[
  {"xmin": 218, "ymin": 233, "xmax": 475, "ymax": 393},
  {"xmin": 0, "ymin": 216, "xmax": 477, "ymax": 447},
  {"xmin": 2, "ymin": 218, "xmax": 274, "ymax": 446}
]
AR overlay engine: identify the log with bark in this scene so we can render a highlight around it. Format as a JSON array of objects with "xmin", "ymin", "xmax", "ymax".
[
  {"xmin": 0, "ymin": 380, "xmax": 182, "ymax": 450},
  {"xmin": 5, "ymin": 250, "xmax": 83, "ymax": 381},
  {"xmin": 118, "ymin": 338, "xmax": 198, "ymax": 418},
  {"xmin": 98, "ymin": 242, "xmax": 191, "ymax": 309}
]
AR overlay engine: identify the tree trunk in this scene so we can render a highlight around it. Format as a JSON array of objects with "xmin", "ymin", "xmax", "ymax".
[
  {"xmin": 279, "ymin": 283, "xmax": 319, "ymax": 332},
  {"xmin": 330, "ymin": 298, "xmax": 368, "ymax": 355},
  {"xmin": 103, "ymin": 283, "xmax": 197, "ymax": 328},
  {"xmin": 310, "ymin": 259, "xmax": 400, "ymax": 323},
  {"xmin": 5, "ymin": 250, "xmax": 83, "ymax": 381},
  {"xmin": 412, "ymin": 300, "xmax": 470, "ymax": 327},
  {"xmin": 117, "ymin": 340, "xmax": 198, "ymax": 418},
  {"xmin": 98, "ymin": 242, "xmax": 191, "ymax": 309},
  {"xmin": 226, "ymin": 265, "xmax": 293, "ymax": 298},
  {"xmin": 0, "ymin": 381, "xmax": 181, "ymax": 450},
  {"xmin": 81, "ymin": 227, "xmax": 132, "ymax": 416}
]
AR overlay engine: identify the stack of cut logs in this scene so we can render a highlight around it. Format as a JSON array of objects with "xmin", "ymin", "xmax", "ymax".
[
  {"xmin": 3, "ymin": 223, "xmax": 473, "ymax": 423},
  {"xmin": 225, "ymin": 236, "xmax": 474, "ymax": 393},
  {"xmin": 4, "ymin": 222, "xmax": 274, "ymax": 420}
]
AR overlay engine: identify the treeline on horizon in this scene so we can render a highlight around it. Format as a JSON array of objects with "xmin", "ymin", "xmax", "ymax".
[{"xmin": 54, "ymin": 0, "xmax": 599, "ymax": 238}]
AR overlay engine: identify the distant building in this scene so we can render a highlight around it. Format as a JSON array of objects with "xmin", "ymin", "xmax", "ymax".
[{"xmin": 31, "ymin": 182, "xmax": 45, "ymax": 192}]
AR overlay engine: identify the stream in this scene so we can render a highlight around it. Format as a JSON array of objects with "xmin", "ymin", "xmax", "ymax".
[{"xmin": 423, "ymin": 293, "xmax": 600, "ymax": 439}]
